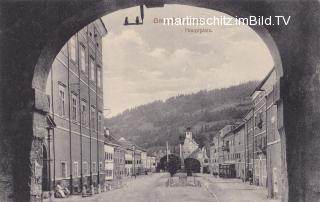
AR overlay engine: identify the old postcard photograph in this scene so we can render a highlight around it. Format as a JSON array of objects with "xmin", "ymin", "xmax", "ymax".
[{"xmin": 0, "ymin": 0, "xmax": 319, "ymax": 202}]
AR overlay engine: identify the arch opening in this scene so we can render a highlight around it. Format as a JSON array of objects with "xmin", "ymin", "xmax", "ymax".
[
  {"xmin": 33, "ymin": 2, "xmax": 285, "ymax": 200},
  {"xmin": 5, "ymin": 1, "xmax": 301, "ymax": 202}
]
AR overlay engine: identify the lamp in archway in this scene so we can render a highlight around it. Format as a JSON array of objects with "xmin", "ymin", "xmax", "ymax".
[{"xmin": 123, "ymin": 5, "xmax": 144, "ymax": 26}]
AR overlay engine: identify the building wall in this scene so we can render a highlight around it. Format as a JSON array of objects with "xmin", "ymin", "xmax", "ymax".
[
  {"xmin": 252, "ymin": 90, "xmax": 267, "ymax": 187},
  {"xmin": 125, "ymin": 150, "xmax": 133, "ymax": 176},
  {"xmin": 141, "ymin": 152, "xmax": 147, "ymax": 172},
  {"xmin": 244, "ymin": 110, "xmax": 254, "ymax": 179},
  {"xmin": 266, "ymin": 87, "xmax": 282, "ymax": 199},
  {"xmin": 134, "ymin": 150, "xmax": 142, "ymax": 174},
  {"xmin": 208, "ymin": 69, "xmax": 281, "ymax": 199},
  {"xmin": 234, "ymin": 125, "xmax": 245, "ymax": 180},
  {"xmin": 45, "ymin": 19, "xmax": 106, "ymax": 193},
  {"xmin": 223, "ymin": 132, "xmax": 235, "ymax": 164},
  {"xmin": 104, "ymin": 144, "xmax": 114, "ymax": 181},
  {"xmin": 251, "ymin": 69, "xmax": 276, "ymax": 187},
  {"xmin": 114, "ymin": 146, "xmax": 125, "ymax": 179},
  {"xmin": 150, "ymin": 157, "xmax": 156, "ymax": 172}
]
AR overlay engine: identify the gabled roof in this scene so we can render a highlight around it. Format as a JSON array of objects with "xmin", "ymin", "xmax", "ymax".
[
  {"xmin": 188, "ymin": 148, "xmax": 209, "ymax": 160},
  {"xmin": 104, "ymin": 134, "xmax": 121, "ymax": 147},
  {"xmin": 250, "ymin": 67, "xmax": 275, "ymax": 97},
  {"xmin": 232, "ymin": 122, "xmax": 245, "ymax": 133},
  {"xmin": 94, "ymin": 18, "xmax": 108, "ymax": 37},
  {"xmin": 117, "ymin": 138, "xmax": 146, "ymax": 152},
  {"xmin": 118, "ymin": 138, "xmax": 134, "ymax": 149}
]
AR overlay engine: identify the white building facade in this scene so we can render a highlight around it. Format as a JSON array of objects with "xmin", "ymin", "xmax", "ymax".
[
  {"xmin": 183, "ymin": 128, "xmax": 199, "ymax": 158},
  {"xmin": 104, "ymin": 144, "xmax": 114, "ymax": 181}
]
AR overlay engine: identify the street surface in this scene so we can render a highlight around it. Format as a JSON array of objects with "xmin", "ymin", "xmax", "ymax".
[
  {"xmin": 46, "ymin": 173, "xmax": 279, "ymax": 202},
  {"xmin": 198, "ymin": 174, "xmax": 279, "ymax": 202}
]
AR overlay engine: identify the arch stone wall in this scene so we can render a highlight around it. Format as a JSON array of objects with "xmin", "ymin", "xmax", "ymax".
[{"xmin": 0, "ymin": 0, "xmax": 320, "ymax": 201}]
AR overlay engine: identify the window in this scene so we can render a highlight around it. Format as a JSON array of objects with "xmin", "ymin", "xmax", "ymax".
[
  {"xmin": 83, "ymin": 162, "xmax": 88, "ymax": 175},
  {"xmin": 92, "ymin": 162, "xmax": 97, "ymax": 173},
  {"xmin": 80, "ymin": 45, "xmax": 86, "ymax": 72},
  {"xmin": 99, "ymin": 162, "xmax": 103, "ymax": 172},
  {"xmin": 89, "ymin": 57, "xmax": 95, "ymax": 81},
  {"xmin": 97, "ymin": 66, "xmax": 102, "ymax": 87},
  {"xmin": 106, "ymin": 170, "xmax": 113, "ymax": 177},
  {"xmin": 58, "ymin": 84, "xmax": 66, "ymax": 116},
  {"xmin": 81, "ymin": 100, "xmax": 87, "ymax": 125},
  {"xmin": 105, "ymin": 152, "xmax": 113, "ymax": 161},
  {"xmin": 69, "ymin": 35, "xmax": 76, "ymax": 62},
  {"xmin": 90, "ymin": 106, "xmax": 96, "ymax": 130},
  {"xmin": 255, "ymin": 112, "xmax": 263, "ymax": 129},
  {"xmin": 71, "ymin": 93, "xmax": 77, "ymax": 121},
  {"xmin": 61, "ymin": 162, "xmax": 67, "ymax": 178},
  {"xmin": 73, "ymin": 162, "xmax": 79, "ymax": 177}
]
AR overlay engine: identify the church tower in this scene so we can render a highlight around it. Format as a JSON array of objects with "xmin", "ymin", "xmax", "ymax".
[
  {"xmin": 185, "ymin": 127, "xmax": 192, "ymax": 139},
  {"xmin": 183, "ymin": 127, "xmax": 198, "ymax": 158}
]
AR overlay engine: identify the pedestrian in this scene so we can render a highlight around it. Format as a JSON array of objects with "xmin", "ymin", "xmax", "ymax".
[{"xmin": 54, "ymin": 182, "xmax": 65, "ymax": 198}]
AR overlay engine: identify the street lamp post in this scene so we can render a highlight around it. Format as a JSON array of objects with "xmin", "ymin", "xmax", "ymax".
[
  {"xmin": 46, "ymin": 115, "xmax": 56, "ymax": 193},
  {"xmin": 179, "ymin": 134, "xmax": 185, "ymax": 172},
  {"xmin": 132, "ymin": 145, "xmax": 136, "ymax": 177}
]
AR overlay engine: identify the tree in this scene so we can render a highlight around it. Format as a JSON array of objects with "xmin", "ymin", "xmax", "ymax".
[
  {"xmin": 167, "ymin": 155, "xmax": 181, "ymax": 177},
  {"xmin": 158, "ymin": 154, "xmax": 181, "ymax": 177}
]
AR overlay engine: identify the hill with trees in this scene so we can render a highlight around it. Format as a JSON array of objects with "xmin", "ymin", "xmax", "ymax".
[{"xmin": 104, "ymin": 81, "xmax": 258, "ymax": 153}]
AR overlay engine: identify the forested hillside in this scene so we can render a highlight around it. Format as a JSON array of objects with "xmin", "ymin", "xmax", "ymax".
[{"xmin": 104, "ymin": 81, "xmax": 258, "ymax": 153}]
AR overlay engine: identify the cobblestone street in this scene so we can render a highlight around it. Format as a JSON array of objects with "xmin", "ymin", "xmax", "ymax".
[
  {"xmin": 198, "ymin": 174, "xmax": 280, "ymax": 202},
  {"xmin": 45, "ymin": 173, "xmax": 280, "ymax": 202}
]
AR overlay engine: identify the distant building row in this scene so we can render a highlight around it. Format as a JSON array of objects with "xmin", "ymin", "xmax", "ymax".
[
  {"xmin": 209, "ymin": 68, "xmax": 283, "ymax": 200},
  {"xmin": 104, "ymin": 128, "xmax": 156, "ymax": 185}
]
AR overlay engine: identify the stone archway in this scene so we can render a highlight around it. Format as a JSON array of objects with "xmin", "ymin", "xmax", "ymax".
[{"xmin": 1, "ymin": 1, "xmax": 320, "ymax": 202}]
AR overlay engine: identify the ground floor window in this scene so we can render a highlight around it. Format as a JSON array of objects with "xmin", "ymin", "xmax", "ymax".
[
  {"xmin": 61, "ymin": 161, "xmax": 67, "ymax": 178},
  {"xmin": 106, "ymin": 170, "xmax": 113, "ymax": 177},
  {"xmin": 73, "ymin": 162, "xmax": 79, "ymax": 177}
]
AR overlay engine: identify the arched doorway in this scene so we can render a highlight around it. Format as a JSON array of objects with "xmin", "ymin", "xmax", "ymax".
[
  {"xmin": 184, "ymin": 158, "xmax": 201, "ymax": 174},
  {"xmin": 1, "ymin": 1, "xmax": 320, "ymax": 202}
]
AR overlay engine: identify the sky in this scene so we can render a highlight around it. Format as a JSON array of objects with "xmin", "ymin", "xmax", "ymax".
[{"xmin": 101, "ymin": 5, "xmax": 273, "ymax": 117}]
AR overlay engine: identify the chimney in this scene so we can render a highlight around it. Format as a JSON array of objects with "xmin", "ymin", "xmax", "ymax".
[{"xmin": 104, "ymin": 127, "xmax": 110, "ymax": 136}]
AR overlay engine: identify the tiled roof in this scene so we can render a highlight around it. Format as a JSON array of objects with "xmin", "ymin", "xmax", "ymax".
[{"xmin": 117, "ymin": 138, "xmax": 146, "ymax": 152}]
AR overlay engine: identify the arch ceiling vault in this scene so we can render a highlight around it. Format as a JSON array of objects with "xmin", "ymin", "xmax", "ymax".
[{"xmin": 0, "ymin": 0, "xmax": 320, "ymax": 201}]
